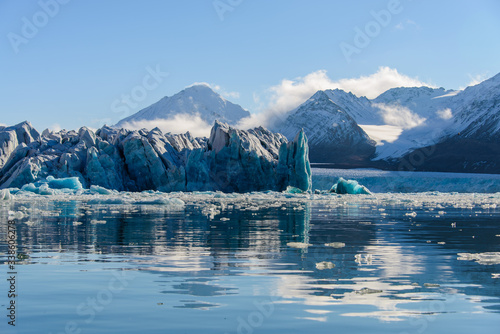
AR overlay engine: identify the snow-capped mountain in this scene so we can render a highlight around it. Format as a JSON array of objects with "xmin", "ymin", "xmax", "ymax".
[
  {"xmin": 273, "ymin": 71, "xmax": 500, "ymax": 172},
  {"xmin": 447, "ymin": 72, "xmax": 500, "ymax": 140},
  {"xmin": 322, "ymin": 89, "xmax": 382, "ymax": 125},
  {"xmin": 369, "ymin": 86, "xmax": 459, "ymax": 159},
  {"xmin": 273, "ymin": 91, "xmax": 376, "ymax": 164},
  {"xmin": 394, "ymin": 73, "xmax": 500, "ymax": 173},
  {"xmin": 373, "ymin": 86, "xmax": 457, "ymax": 120},
  {"xmin": 116, "ymin": 84, "xmax": 250, "ymax": 128},
  {"xmin": 370, "ymin": 73, "xmax": 500, "ymax": 162}
]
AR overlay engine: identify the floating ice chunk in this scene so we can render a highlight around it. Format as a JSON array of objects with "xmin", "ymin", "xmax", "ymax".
[
  {"xmin": 355, "ymin": 288, "xmax": 383, "ymax": 295},
  {"xmin": 90, "ymin": 220, "xmax": 107, "ymax": 224},
  {"xmin": 355, "ymin": 254, "xmax": 373, "ymax": 264},
  {"xmin": 90, "ymin": 185, "xmax": 114, "ymax": 195},
  {"xmin": 287, "ymin": 242, "xmax": 312, "ymax": 249},
  {"xmin": 134, "ymin": 198, "xmax": 185, "ymax": 206},
  {"xmin": 423, "ymin": 283, "xmax": 440, "ymax": 288},
  {"xmin": 285, "ymin": 186, "xmax": 305, "ymax": 194},
  {"xmin": 315, "ymin": 261, "xmax": 335, "ymax": 270},
  {"xmin": 46, "ymin": 176, "xmax": 83, "ymax": 190},
  {"xmin": 405, "ymin": 212, "xmax": 417, "ymax": 217},
  {"xmin": 8, "ymin": 211, "xmax": 24, "ymax": 220},
  {"xmin": 202, "ymin": 205, "xmax": 220, "ymax": 220},
  {"xmin": 19, "ymin": 176, "xmax": 82, "ymax": 195},
  {"xmin": 457, "ymin": 252, "xmax": 500, "ymax": 265},
  {"xmin": 329, "ymin": 178, "xmax": 371, "ymax": 195},
  {"xmin": 324, "ymin": 242, "xmax": 345, "ymax": 248},
  {"xmin": 88, "ymin": 198, "xmax": 125, "ymax": 205}
]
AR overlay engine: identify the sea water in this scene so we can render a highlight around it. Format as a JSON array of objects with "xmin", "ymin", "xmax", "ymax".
[{"xmin": 0, "ymin": 176, "xmax": 500, "ymax": 333}]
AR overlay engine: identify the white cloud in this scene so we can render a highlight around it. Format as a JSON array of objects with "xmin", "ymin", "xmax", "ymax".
[
  {"xmin": 239, "ymin": 67, "xmax": 434, "ymax": 130},
  {"xmin": 373, "ymin": 103, "xmax": 426, "ymax": 129},
  {"xmin": 50, "ymin": 123, "xmax": 62, "ymax": 132},
  {"xmin": 120, "ymin": 113, "xmax": 212, "ymax": 137},
  {"xmin": 436, "ymin": 108, "xmax": 453, "ymax": 120},
  {"xmin": 236, "ymin": 112, "xmax": 273, "ymax": 130},
  {"xmin": 466, "ymin": 74, "xmax": 488, "ymax": 87},
  {"xmin": 268, "ymin": 66, "xmax": 432, "ymax": 111},
  {"xmin": 359, "ymin": 125, "xmax": 403, "ymax": 145},
  {"xmin": 457, "ymin": 73, "xmax": 489, "ymax": 90},
  {"xmin": 219, "ymin": 89, "xmax": 240, "ymax": 99}
]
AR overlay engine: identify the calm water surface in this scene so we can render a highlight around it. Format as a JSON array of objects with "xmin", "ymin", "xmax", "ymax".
[{"xmin": 1, "ymin": 197, "xmax": 499, "ymax": 333}]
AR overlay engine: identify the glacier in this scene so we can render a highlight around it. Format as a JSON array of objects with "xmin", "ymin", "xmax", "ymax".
[{"xmin": 0, "ymin": 121, "xmax": 312, "ymax": 193}]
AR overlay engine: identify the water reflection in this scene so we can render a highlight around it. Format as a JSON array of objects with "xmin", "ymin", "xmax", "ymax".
[{"xmin": 0, "ymin": 198, "xmax": 499, "ymax": 333}]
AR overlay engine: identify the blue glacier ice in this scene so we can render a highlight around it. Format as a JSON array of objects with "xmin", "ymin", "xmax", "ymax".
[
  {"xmin": 46, "ymin": 175, "xmax": 83, "ymax": 190},
  {"xmin": 19, "ymin": 176, "xmax": 83, "ymax": 195},
  {"xmin": 0, "ymin": 121, "xmax": 312, "ymax": 193},
  {"xmin": 329, "ymin": 177, "xmax": 372, "ymax": 195}
]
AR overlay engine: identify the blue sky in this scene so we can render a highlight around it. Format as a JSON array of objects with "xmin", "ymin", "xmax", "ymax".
[{"xmin": 1, "ymin": 0, "xmax": 500, "ymax": 131}]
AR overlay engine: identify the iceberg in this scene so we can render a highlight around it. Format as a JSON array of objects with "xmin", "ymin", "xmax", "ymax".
[
  {"xmin": 0, "ymin": 121, "xmax": 312, "ymax": 193},
  {"xmin": 46, "ymin": 175, "xmax": 83, "ymax": 190},
  {"xmin": 18, "ymin": 176, "xmax": 83, "ymax": 195},
  {"xmin": 329, "ymin": 177, "xmax": 372, "ymax": 195}
]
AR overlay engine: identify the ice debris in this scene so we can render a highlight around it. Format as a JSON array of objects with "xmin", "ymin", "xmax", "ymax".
[
  {"xmin": 315, "ymin": 261, "xmax": 335, "ymax": 270},
  {"xmin": 0, "ymin": 121, "xmax": 312, "ymax": 193},
  {"xmin": 457, "ymin": 252, "xmax": 500, "ymax": 265},
  {"xmin": 287, "ymin": 242, "xmax": 312, "ymax": 249},
  {"xmin": 324, "ymin": 242, "xmax": 346, "ymax": 248},
  {"xmin": 355, "ymin": 288, "xmax": 383, "ymax": 295}
]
